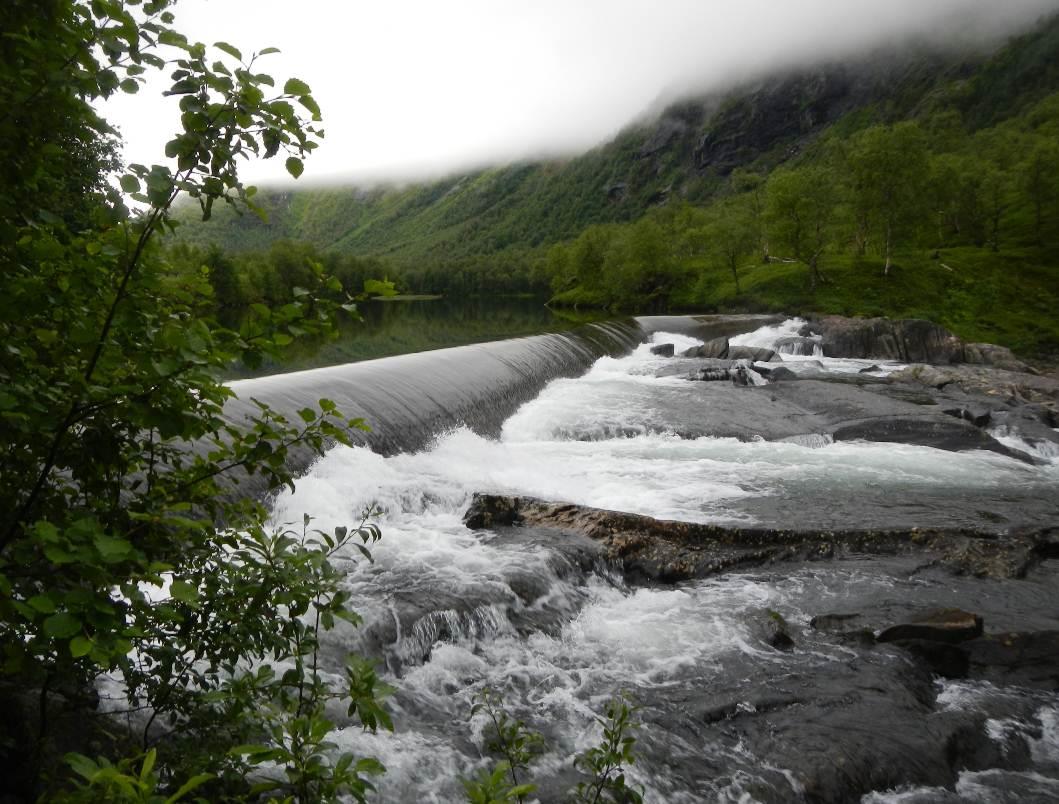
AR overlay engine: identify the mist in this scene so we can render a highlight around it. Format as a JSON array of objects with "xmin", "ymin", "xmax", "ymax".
[{"xmin": 105, "ymin": 0, "xmax": 1059, "ymax": 186}]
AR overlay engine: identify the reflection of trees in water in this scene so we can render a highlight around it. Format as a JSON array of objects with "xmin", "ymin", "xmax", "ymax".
[{"xmin": 229, "ymin": 297, "xmax": 609, "ymax": 379}]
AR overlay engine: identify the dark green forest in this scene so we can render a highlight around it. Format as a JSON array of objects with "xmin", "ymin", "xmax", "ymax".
[{"xmin": 180, "ymin": 14, "xmax": 1059, "ymax": 355}]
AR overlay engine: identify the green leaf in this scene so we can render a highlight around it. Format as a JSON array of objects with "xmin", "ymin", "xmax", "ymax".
[
  {"xmin": 43, "ymin": 544, "xmax": 76, "ymax": 564},
  {"xmin": 284, "ymin": 157, "xmax": 304, "ymax": 179},
  {"xmin": 120, "ymin": 174, "xmax": 141, "ymax": 193},
  {"xmin": 94, "ymin": 533, "xmax": 132, "ymax": 562},
  {"xmin": 28, "ymin": 595, "xmax": 57, "ymax": 614},
  {"xmin": 70, "ymin": 636, "xmax": 93, "ymax": 658},
  {"xmin": 283, "ymin": 77, "xmax": 311, "ymax": 96},
  {"xmin": 214, "ymin": 41, "xmax": 243, "ymax": 61},
  {"xmin": 170, "ymin": 579, "xmax": 198, "ymax": 604},
  {"xmin": 165, "ymin": 773, "xmax": 213, "ymax": 803},
  {"xmin": 43, "ymin": 613, "xmax": 81, "ymax": 639},
  {"xmin": 258, "ymin": 47, "xmax": 281, "ymax": 56},
  {"xmin": 65, "ymin": 753, "xmax": 100, "ymax": 782}
]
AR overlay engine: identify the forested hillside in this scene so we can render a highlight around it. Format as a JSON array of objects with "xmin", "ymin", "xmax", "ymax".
[{"xmin": 176, "ymin": 13, "xmax": 1059, "ymax": 354}]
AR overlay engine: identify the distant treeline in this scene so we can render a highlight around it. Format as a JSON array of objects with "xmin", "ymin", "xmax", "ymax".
[
  {"xmin": 165, "ymin": 240, "xmax": 550, "ymax": 313},
  {"xmin": 544, "ymin": 94, "xmax": 1059, "ymax": 312}
]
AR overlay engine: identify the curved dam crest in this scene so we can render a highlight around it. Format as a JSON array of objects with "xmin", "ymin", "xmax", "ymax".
[{"xmin": 220, "ymin": 319, "xmax": 644, "ymax": 495}]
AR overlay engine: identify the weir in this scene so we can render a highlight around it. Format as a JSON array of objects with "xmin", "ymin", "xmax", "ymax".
[{"xmin": 220, "ymin": 319, "xmax": 644, "ymax": 494}]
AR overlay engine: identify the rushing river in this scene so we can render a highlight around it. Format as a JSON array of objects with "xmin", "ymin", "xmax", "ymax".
[{"xmin": 261, "ymin": 319, "xmax": 1059, "ymax": 802}]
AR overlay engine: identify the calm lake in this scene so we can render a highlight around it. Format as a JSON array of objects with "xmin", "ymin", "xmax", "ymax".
[{"xmin": 229, "ymin": 295, "xmax": 609, "ymax": 379}]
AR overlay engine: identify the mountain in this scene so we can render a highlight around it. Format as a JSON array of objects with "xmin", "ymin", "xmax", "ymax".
[{"xmin": 175, "ymin": 13, "xmax": 1059, "ymax": 263}]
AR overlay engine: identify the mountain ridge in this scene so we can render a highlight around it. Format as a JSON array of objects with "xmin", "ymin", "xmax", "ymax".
[{"xmin": 175, "ymin": 14, "xmax": 1059, "ymax": 263}]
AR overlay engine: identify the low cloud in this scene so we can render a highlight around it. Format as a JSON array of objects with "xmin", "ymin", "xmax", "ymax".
[{"xmin": 106, "ymin": 0, "xmax": 1059, "ymax": 186}]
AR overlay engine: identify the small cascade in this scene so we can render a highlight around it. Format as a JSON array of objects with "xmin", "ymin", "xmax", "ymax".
[{"xmin": 775, "ymin": 336, "xmax": 824, "ymax": 357}]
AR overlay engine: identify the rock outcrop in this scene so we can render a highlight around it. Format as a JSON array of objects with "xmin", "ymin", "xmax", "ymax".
[
  {"xmin": 808, "ymin": 315, "xmax": 1030, "ymax": 371},
  {"xmin": 463, "ymin": 494, "xmax": 1059, "ymax": 583}
]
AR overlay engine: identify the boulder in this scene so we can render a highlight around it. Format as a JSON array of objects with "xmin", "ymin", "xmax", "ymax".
[
  {"xmin": 891, "ymin": 638, "xmax": 971, "ymax": 678},
  {"xmin": 763, "ymin": 366, "xmax": 799, "ymax": 382},
  {"xmin": 750, "ymin": 609, "xmax": 795, "ymax": 650},
  {"xmin": 830, "ymin": 417, "xmax": 1029, "ymax": 459},
  {"xmin": 727, "ymin": 345, "xmax": 778, "ymax": 362},
  {"xmin": 810, "ymin": 613, "xmax": 876, "ymax": 646},
  {"xmin": 890, "ymin": 365, "xmax": 957, "ymax": 389},
  {"xmin": 682, "ymin": 336, "xmax": 729, "ymax": 358},
  {"xmin": 942, "ymin": 406, "xmax": 992, "ymax": 428},
  {"xmin": 877, "ymin": 609, "xmax": 983, "ymax": 645},
  {"xmin": 963, "ymin": 631, "xmax": 1059, "ymax": 690},
  {"xmin": 650, "ymin": 343, "xmax": 675, "ymax": 357},
  {"xmin": 812, "ymin": 316, "xmax": 967, "ymax": 363},
  {"xmin": 462, "ymin": 494, "xmax": 1059, "ymax": 583},
  {"xmin": 962, "ymin": 342, "xmax": 1030, "ymax": 373}
]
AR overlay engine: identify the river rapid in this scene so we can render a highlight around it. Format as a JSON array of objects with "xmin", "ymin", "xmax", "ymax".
[{"xmin": 265, "ymin": 319, "xmax": 1059, "ymax": 802}]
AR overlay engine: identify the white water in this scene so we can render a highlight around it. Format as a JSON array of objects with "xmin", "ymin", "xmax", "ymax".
[{"xmin": 265, "ymin": 320, "xmax": 1059, "ymax": 801}]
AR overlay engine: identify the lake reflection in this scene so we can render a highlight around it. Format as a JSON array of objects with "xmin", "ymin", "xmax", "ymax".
[{"xmin": 229, "ymin": 296, "xmax": 607, "ymax": 379}]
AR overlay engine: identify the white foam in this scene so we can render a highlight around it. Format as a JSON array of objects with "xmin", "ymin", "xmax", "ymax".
[{"xmin": 260, "ymin": 319, "xmax": 1059, "ymax": 800}]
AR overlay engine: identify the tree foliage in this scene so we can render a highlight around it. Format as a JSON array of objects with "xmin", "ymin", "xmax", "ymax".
[{"xmin": 0, "ymin": 2, "xmax": 390, "ymax": 800}]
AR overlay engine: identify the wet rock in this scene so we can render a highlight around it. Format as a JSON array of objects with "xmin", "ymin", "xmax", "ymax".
[
  {"xmin": 831, "ymin": 417, "xmax": 1027, "ymax": 459},
  {"xmin": 942, "ymin": 406, "xmax": 992, "ymax": 428},
  {"xmin": 767, "ymin": 380, "xmax": 1028, "ymax": 459},
  {"xmin": 650, "ymin": 343, "xmax": 675, "ymax": 357},
  {"xmin": 675, "ymin": 647, "xmax": 975, "ymax": 803},
  {"xmin": 762, "ymin": 365, "xmax": 799, "ymax": 382},
  {"xmin": 876, "ymin": 386, "xmax": 940, "ymax": 406},
  {"xmin": 890, "ymin": 638, "xmax": 971, "ymax": 678},
  {"xmin": 811, "ymin": 316, "xmax": 967, "ymax": 363},
  {"xmin": 811, "ymin": 613, "xmax": 876, "ymax": 646},
  {"xmin": 877, "ymin": 609, "xmax": 984, "ymax": 644},
  {"xmin": 962, "ymin": 342, "xmax": 1030, "ymax": 373},
  {"xmin": 463, "ymin": 494, "xmax": 522, "ymax": 529},
  {"xmin": 750, "ymin": 609, "xmax": 795, "ymax": 650},
  {"xmin": 892, "ymin": 363, "xmax": 1059, "ymax": 410},
  {"xmin": 462, "ymin": 494, "xmax": 1059, "ymax": 583},
  {"xmin": 682, "ymin": 335, "xmax": 730, "ymax": 359},
  {"xmin": 727, "ymin": 345, "xmax": 778, "ymax": 362},
  {"xmin": 963, "ymin": 631, "xmax": 1059, "ymax": 690},
  {"xmin": 858, "ymin": 364, "xmax": 882, "ymax": 374},
  {"xmin": 807, "ymin": 318, "xmax": 1031, "ymax": 373},
  {"xmin": 891, "ymin": 364, "xmax": 958, "ymax": 389}
]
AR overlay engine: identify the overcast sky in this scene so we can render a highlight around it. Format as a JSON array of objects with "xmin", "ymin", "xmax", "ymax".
[{"xmin": 104, "ymin": 0, "xmax": 1059, "ymax": 186}]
